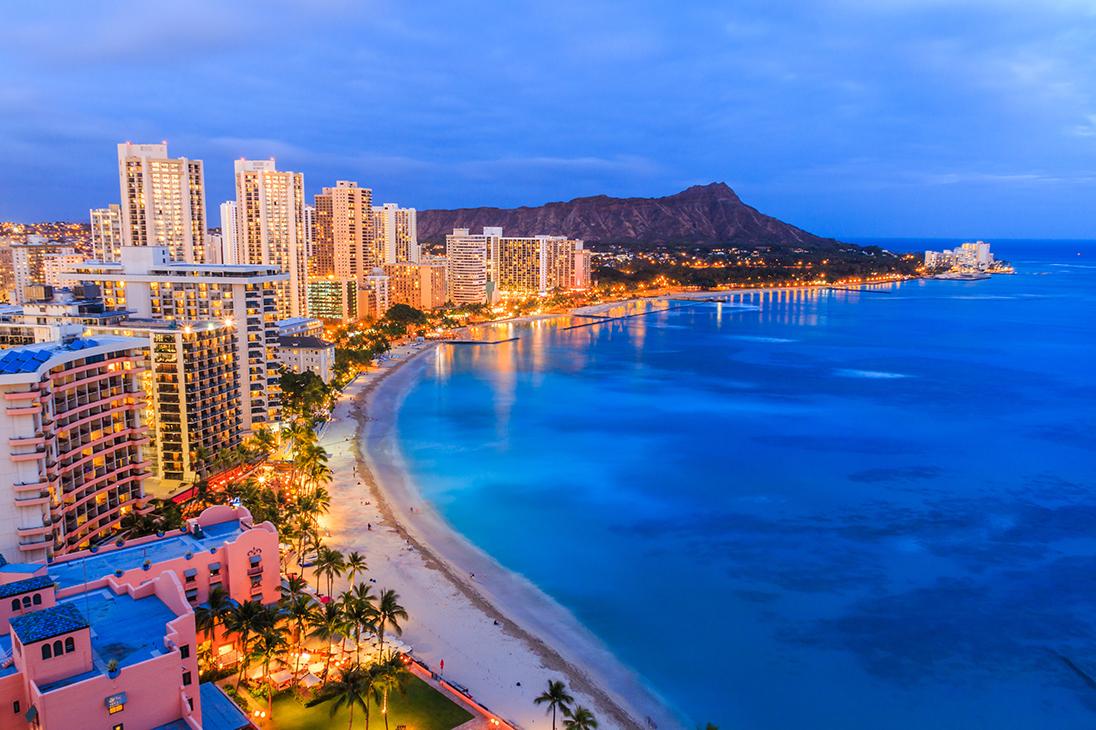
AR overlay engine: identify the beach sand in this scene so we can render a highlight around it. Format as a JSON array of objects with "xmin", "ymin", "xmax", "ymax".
[{"xmin": 317, "ymin": 336, "xmax": 685, "ymax": 730}]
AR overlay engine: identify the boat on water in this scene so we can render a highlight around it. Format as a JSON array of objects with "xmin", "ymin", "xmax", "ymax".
[{"xmin": 932, "ymin": 271, "xmax": 991, "ymax": 280}]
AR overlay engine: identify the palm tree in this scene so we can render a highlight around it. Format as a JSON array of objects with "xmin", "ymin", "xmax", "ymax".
[
  {"xmin": 562, "ymin": 706, "xmax": 598, "ymax": 730},
  {"xmin": 250, "ymin": 426, "xmax": 278, "ymax": 458},
  {"xmin": 340, "ymin": 591, "xmax": 376, "ymax": 665},
  {"xmin": 373, "ymin": 589, "xmax": 408, "ymax": 651},
  {"xmin": 345, "ymin": 551, "xmax": 368, "ymax": 586},
  {"xmin": 322, "ymin": 666, "xmax": 373, "ymax": 730},
  {"xmin": 254, "ymin": 625, "xmax": 290, "ymax": 720},
  {"xmin": 280, "ymin": 574, "xmax": 310, "ymax": 603},
  {"xmin": 308, "ymin": 602, "xmax": 345, "ymax": 686},
  {"xmin": 223, "ymin": 600, "xmax": 275, "ymax": 689},
  {"xmin": 282, "ymin": 594, "xmax": 314, "ymax": 676},
  {"xmin": 371, "ymin": 650, "xmax": 409, "ymax": 730},
  {"xmin": 194, "ymin": 585, "xmax": 232, "ymax": 638},
  {"xmin": 315, "ymin": 547, "xmax": 346, "ymax": 596},
  {"xmin": 534, "ymin": 679, "xmax": 575, "ymax": 730}
]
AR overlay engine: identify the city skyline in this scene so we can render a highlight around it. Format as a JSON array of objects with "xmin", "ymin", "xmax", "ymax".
[{"xmin": 2, "ymin": 2, "xmax": 1095, "ymax": 239}]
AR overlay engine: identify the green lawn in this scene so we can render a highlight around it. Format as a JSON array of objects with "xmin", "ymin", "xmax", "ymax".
[{"xmin": 270, "ymin": 674, "xmax": 473, "ymax": 730}]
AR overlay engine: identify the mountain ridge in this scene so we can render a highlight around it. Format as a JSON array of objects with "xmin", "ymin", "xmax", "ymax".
[{"xmin": 417, "ymin": 182, "xmax": 843, "ymax": 249}]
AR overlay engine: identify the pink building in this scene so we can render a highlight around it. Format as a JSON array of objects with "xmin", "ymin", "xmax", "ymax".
[
  {"xmin": 0, "ymin": 505, "xmax": 275, "ymax": 729},
  {"xmin": 0, "ymin": 336, "xmax": 152, "ymax": 563}
]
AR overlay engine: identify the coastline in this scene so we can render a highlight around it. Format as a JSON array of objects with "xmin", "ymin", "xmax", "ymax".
[{"xmin": 319, "ymin": 320, "xmax": 687, "ymax": 729}]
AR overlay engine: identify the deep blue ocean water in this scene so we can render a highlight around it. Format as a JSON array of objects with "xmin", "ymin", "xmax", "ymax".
[{"xmin": 396, "ymin": 241, "xmax": 1096, "ymax": 728}]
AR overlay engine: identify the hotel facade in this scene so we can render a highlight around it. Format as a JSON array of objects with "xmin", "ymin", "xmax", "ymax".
[{"xmin": 0, "ymin": 336, "xmax": 150, "ymax": 563}]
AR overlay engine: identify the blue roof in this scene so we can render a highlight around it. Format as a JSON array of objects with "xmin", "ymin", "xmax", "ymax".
[
  {"xmin": 0, "ymin": 634, "xmax": 17, "ymax": 678},
  {"xmin": 0, "ymin": 575, "xmax": 54, "ymax": 598},
  {"xmin": 198, "ymin": 682, "xmax": 253, "ymax": 730},
  {"xmin": 0, "ymin": 562, "xmax": 44, "ymax": 575},
  {"xmin": 0, "ymin": 338, "xmax": 105, "ymax": 375},
  {"xmin": 10, "ymin": 603, "xmax": 87, "ymax": 644},
  {"xmin": 48, "ymin": 519, "xmax": 244, "ymax": 589}
]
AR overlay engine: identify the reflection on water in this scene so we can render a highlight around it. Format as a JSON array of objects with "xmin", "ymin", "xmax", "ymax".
[{"xmin": 400, "ymin": 265, "xmax": 1096, "ymax": 728}]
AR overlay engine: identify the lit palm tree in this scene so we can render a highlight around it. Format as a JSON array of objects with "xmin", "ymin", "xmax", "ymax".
[
  {"xmin": 534, "ymin": 679, "xmax": 575, "ymax": 730},
  {"xmin": 194, "ymin": 585, "xmax": 232, "ymax": 638},
  {"xmin": 321, "ymin": 665, "xmax": 373, "ymax": 730},
  {"xmin": 280, "ymin": 574, "xmax": 310, "ymax": 603},
  {"xmin": 340, "ymin": 591, "xmax": 376, "ymax": 665},
  {"xmin": 371, "ymin": 650, "xmax": 409, "ymax": 730},
  {"xmin": 223, "ymin": 600, "xmax": 275, "ymax": 690},
  {"xmin": 308, "ymin": 602, "xmax": 345, "ymax": 686},
  {"xmin": 250, "ymin": 426, "xmax": 278, "ymax": 458},
  {"xmin": 281, "ymin": 593, "xmax": 314, "ymax": 676},
  {"xmin": 373, "ymin": 589, "xmax": 408, "ymax": 651},
  {"xmin": 562, "ymin": 706, "xmax": 598, "ymax": 730},
  {"xmin": 315, "ymin": 547, "xmax": 346, "ymax": 596},
  {"xmin": 254, "ymin": 625, "xmax": 290, "ymax": 720},
  {"xmin": 345, "ymin": 551, "xmax": 368, "ymax": 586}
]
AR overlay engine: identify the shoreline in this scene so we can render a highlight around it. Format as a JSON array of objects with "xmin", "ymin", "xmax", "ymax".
[{"xmin": 320, "ymin": 318, "xmax": 686, "ymax": 729}]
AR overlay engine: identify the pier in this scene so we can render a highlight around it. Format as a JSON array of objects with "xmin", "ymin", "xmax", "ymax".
[
  {"xmin": 827, "ymin": 285, "xmax": 892, "ymax": 294},
  {"xmin": 443, "ymin": 337, "xmax": 521, "ymax": 345},
  {"xmin": 560, "ymin": 303, "xmax": 697, "ymax": 330}
]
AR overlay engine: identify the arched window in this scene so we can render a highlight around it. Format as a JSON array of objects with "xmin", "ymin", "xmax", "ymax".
[
  {"xmin": 21, "ymin": 596, "xmax": 30, "ymax": 609},
  {"xmin": 64, "ymin": 637, "xmax": 74, "ymax": 653},
  {"xmin": 32, "ymin": 594, "xmax": 41, "ymax": 606},
  {"xmin": 52, "ymin": 640, "xmax": 62, "ymax": 657},
  {"xmin": 41, "ymin": 644, "xmax": 51, "ymax": 660},
  {"xmin": 10, "ymin": 600, "xmax": 18, "ymax": 612}
]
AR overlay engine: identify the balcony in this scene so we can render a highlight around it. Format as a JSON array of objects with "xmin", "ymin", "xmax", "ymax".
[
  {"xmin": 14, "ymin": 492, "xmax": 50, "ymax": 507},
  {"xmin": 17, "ymin": 538, "xmax": 50, "ymax": 553},
  {"xmin": 9, "ymin": 435, "xmax": 45, "ymax": 448},
  {"xmin": 16, "ymin": 524, "xmax": 51, "ymax": 538},
  {"xmin": 13, "ymin": 480, "xmax": 50, "ymax": 493},
  {"xmin": 6, "ymin": 404, "xmax": 42, "ymax": 417},
  {"xmin": 3, "ymin": 390, "xmax": 40, "ymax": 402},
  {"xmin": 10, "ymin": 448, "xmax": 47, "ymax": 463}
]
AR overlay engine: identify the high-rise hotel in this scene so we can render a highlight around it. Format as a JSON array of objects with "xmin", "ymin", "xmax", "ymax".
[
  {"xmin": 65, "ymin": 247, "xmax": 285, "ymax": 433},
  {"xmin": 117, "ymin": 142, "xmax": 207, "ymax": 264},
  {"xmin": 0, "ymin": 336, "xmax": 150, "ymax": 562},
  {"xmin": 89, "ymin": 204, "xmax": 123, "ymax": 263},
  {"xmin": 372, "ymin": 203, "xmax": 419, "ymax": 264},
  {"xmin": 234, "ymin": 159, "xmax": 308, "ymax": 320}
]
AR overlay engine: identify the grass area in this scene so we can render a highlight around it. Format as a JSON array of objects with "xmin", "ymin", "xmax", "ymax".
[{"xmin": 269, "ymin": 674, "xmax": 473, "ymax": 730}]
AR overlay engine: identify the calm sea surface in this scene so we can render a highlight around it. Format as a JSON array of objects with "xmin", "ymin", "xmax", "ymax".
[{"xmin": 396, "ymin": 241, "xmax": 1096, "ymax": 728}]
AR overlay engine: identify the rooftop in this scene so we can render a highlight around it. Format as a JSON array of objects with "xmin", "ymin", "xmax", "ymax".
[
  {"xmin": 10, "ymin": 603, "xmax": 87, "ymax": 645},
  {"xmin": 38, "ymin": 588, "xmax": 177, "ymax": 692},
  {"xmin": 0, "ymin": 634, "xmax": 17, "ymax": 678},
  {"xmin": 48, "ymin": 519, "xmax": 244, "ymax": 590},
  {"xmin": 0, "ymin": 335, "xmax": 146, "ymax": 378},
  {"xmin": 197, "ymin": 682, "xmax": 253, "ymax": 730},
  {"xmin": 278, "ymin": 335, "xmax": 333, "ymax": 350},
  {"xmin": 0, "ymin": 575, "xmax": 54, "ymax": 599}
]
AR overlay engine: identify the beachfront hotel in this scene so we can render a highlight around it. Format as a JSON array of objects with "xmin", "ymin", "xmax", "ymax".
[
  {"xmin": 445, "ymin": 227, "xmax": 590, "ymax": 303},
  {"xmin": 276, "ymin": 335, "xmax": 336, "ymax": 384},
  {"xmin": 0, "ymin": 336, "xmax": 150, "ymax": 563},
  {"xmin": 234, "ymin": 159, "xmax": 308, "ymax": 321},
  {"xmin": 117, "ymin": 142, "xmax": 208, "ymax": 264},
  {"xmin": 89, "ymin": 205, "xmax": 123, "ymax": 264},
  {"xmin": 87, "ymin": 320, "xmax": 242, "ymax": 493},
  {"xmin": 0, "ymin": 504, "xmax": 277, "ymax": 730},
  {"xmin": 63, "ymin": 246, "xmax": 286, "ymax": 433}
]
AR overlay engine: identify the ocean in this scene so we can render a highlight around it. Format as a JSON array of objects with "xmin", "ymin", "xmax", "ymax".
[{"xmin": 394, "ymin": 241, "xmax": 1096, "ymax": 728}]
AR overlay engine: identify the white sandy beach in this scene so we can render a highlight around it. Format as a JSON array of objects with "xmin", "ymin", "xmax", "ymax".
[{"xmin": 317, "ymin": 332, "xmax": 686, "ymax": 730}]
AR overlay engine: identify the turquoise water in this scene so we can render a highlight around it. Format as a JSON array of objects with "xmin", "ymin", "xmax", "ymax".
[{"xmin": 396, "ymin": 242, "xmax": 1096, "ymax": 728}]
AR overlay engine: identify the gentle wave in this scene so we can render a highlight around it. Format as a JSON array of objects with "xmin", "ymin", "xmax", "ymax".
[
  {"xmin": 728, "ymin": 335, "xmax": 796, "ymax": 343},
  {"xmin": 834, "ymin": 368, "xmax": 912, "ymax": 379}
]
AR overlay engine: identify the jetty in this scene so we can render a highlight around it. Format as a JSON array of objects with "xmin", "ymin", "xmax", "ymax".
[
  {"xmin": 444, "ymin": 337, "xmax": 520, "ymax": 345},
  {"xmin": 561, "ymin": 303, "xmax": 696, "ymax": 331},
  {"xmin": 827, "ymin": 285, "xmax": 892, "ymax": 294}
]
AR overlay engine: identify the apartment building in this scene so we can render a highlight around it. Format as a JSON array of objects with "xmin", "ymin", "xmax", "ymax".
[
  {"xmin": 445, "ymin": 228, "xmax": 494, "ymax": 305},
  {"xmin": 116, "ymin": 142, "xmax": 207, "ymax": 263},
  {"xmin": 312, "ymin": 180, "xmax": 376, "ymax": 279},
  {"xmin": 234, "ymin": 159, "xmax": 308, "ymax": 320},
  {"xmin": 276, "ymin": 336, "xmax": 335, "ymax": 384},
  {"xmin": 0, "ymin": 336, "xmax": 150, "ymax": 562},
  {"xmin": 384, "ymin": 260, "xmax": 447, "ymax": 310},
  {"xmin": 372, "ymin": 203, "xmax": 419, "ymax": 264},
  {"xmin": 306, "ymin": 277, "xmax": 360, "ymax": 322},
  {"xmin": 64, "ymin": 247, "xmax": 285, "ymax": 433},
  {"xmin": 11, "ymin": 242, "xmax": 80, "ymax": 305},
  {"xmin": 219, "ymin": 201, "xmax": 239, "ymax": 265},
  {"xmin": 89, "ymin": 205, "xmax": 123, "ymax": 263},
  {"xmin": 0, "ymin": 286, "xmax": 128, "ymax": 349}
]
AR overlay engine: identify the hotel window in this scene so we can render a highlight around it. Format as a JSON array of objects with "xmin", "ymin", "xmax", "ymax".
[
  {"xmin": 182, "ymin": 671, "xmax": 192, "ymax": 686},
  {"xmin": 12, "ymin": 701, "xmax": 19, "ymax": 714},
  {"xmin": 180, "ymin": 644, "xmax": 190, "ymax": 659},
  {"xmin": 112, "ymin": 724, "xmax": 123, "ymax": 730}
]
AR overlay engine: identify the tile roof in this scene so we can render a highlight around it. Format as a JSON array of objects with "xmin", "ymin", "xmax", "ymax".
[
  {"xmin": 278, "ymin": 335, "xmax": 333, "ymax": 350},
  {"xmin": 0, "ymin": 575, "xmax": 54, "ymax": 599},
  {"xmin": 10, "ymin": 603, "xmax": 87, "ymax": 644}
]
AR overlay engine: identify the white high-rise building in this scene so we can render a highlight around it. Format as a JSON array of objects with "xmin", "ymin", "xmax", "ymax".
[
  {"xmin": 117, "ymin": 142, "xmax": 207, "ymax": 263},
  {"xmin": 219, "ymin": 200, "xmax": 239, "ymax": 265},
  {"xmin": 445, "ymin": 228, "xmax": 495, "ymax": 305},
  {"xmin": 11, "ymin": 242, "xmax": 78, "ymax": 304},
  {"xmin": 65, "ymin": 247, "xmax": 287, "ymax": 432},
  {"xmin": 234, "ymin": 160, "xmax": 308, "ymax": 320},
  {"xmin": 90, "ymin": 204, "xmax": 123, "ymax": 262},
  {"xmin": 372, "ymin": 203, "xmax": 419, "ymax": 264}
]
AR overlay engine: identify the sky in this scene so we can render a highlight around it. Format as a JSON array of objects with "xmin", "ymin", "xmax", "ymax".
[{"xmin": 1, "ymin": 0, "xmax": 1094, "ymax": 239}]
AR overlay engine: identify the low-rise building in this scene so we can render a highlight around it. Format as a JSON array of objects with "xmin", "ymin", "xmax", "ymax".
[
  {"xmin": 276, "ymin": 336, "xmax": 335, "ymax": 384},
  {"xmin": 0, "ymin": 504, "xmax": 276, "ymax": 730},
  {"xmin": 306, "ymin": 277, "xmax": 360, "ymax": 322},
  {"xmin": 384, "ymin": 261, "xmax": 447, "ymax": 310}
]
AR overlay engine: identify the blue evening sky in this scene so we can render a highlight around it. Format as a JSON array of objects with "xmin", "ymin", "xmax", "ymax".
[{"xmin": 1, "ymin": 0, "xmax": 1094, "ymax": 238}]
